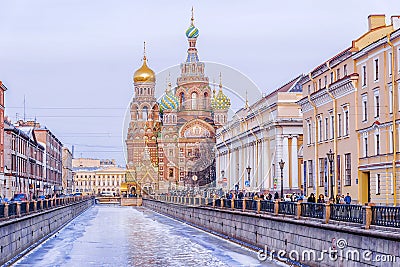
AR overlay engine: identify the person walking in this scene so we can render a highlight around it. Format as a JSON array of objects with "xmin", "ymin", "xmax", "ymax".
[
  {"xmin": 344, "ymin": 193, "xmax": 351, "ymax": 204},
  {"xmin": 317, "ymin": 194, "xmax": 325, "ymax": 203}
]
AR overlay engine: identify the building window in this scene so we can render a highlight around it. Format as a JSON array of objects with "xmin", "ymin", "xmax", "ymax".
[
  {"xmin": 307, "ymin": 121, "xmax": 312, "ymax": 145},
  {"xmin": 319, "ymin": 158, "xmax": 325, "ymax": 187},
  {"xmin": 362, "ymin": 65, "xmax": 367, "ymax": 86},
  {"xmin": 337, "ymin": 113, "xmax": 342, "ymax": 137},
  {"xmin": 343, "ymin": 64, "xmax": 347, "ymax": 76},
  {"xmin": 374, "ymin": 58, "xmax": 379, "ymax": 81},
  {"xmin": 308, "ymin": 160, "xmax": 314, "ymax": 187},
  {"xmin": 363, "ymin": 135, "xmax": 368, "ymax": 157},
  {"xmin": 376, "ymin": 173, "xmax": 381, "ymax": 195},
  {"xmin": 375, "ymin": 131, "xmax": 380, "ymax": 155},
  {"xmin": 389, "ymin": 85, "xmax": 393, "ymax": 114},
  {"xmin": 389, "ymin": 52, "xmax": 393, "ymax": 76},
  {"xmin": 374, "ymin": 91, "xmax": 380, "ymax": 118},
  {"xmin": 330, "ymin": 113, "xmax": 334, "ymax": 139},
  {"xmin": 318, "ymin": 117, "xmax": 322, "ymax": 142},
  {"xmin": 362, "ymin": 94, "xmax": 368, "ymax": 121},
  {"xmin": 337, "ymin": 68, "xmax": 340, "ymax": 80},
  {"xmin": 344, "ymin": 109, "xmax": 349, "ymax": 136},
  {"xmin": 325, "ymin": 117, "xmax": 329, "ymax": 141},
  {"xmin": 308, "ymin": 84, "xmax": 311, "ymax": 95},
  {"xmin": 191, "ymin": 92, "xmax": 198, "ymax": 109},
  {"xmin": 330, "ymin": 72, "xmax": 334, "ymax": 83},
  {"xmin": 389, "ymin": 127, "xmax": 394, "ymax": 154},
  {"xmin": 324, "ymin": 76, "xmax": 327, "ymax": 88},
  {"xmin": 344, "ymin": 153, "xmax": 351, "ymax": 186}
]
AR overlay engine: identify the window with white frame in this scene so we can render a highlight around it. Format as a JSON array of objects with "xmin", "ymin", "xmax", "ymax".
[
  {"xmin": 344, "ymin": 64, "xmax": 348, "ymax": 76},
  {"xmin": 362, "ymin": 65, "xmax": 367, "ymax": 86},
  {"xmin": 375, "ymin": 129, "xmax": 380, "ymax": 155},
  {"xmin": 389, "ymin": 84, "xmax": 393, "ymax": 114},
  {"xmin": 362, "ymin": 94, "xmax": 368, "ymax": 121},
  {"xmin": 389, "ymin": 126, "xmax": 394, "ymax": 154},
  {"xmin": 363, "ymin": 133, "xmax": 368, "ymax": 157},
  {"xmin": 324, "ymin": 76, "xmax": 327, "ymax": 88},
  {"xmin": 374, "ymin": 90, "xmax": 380, "ymax": 118},
  {"xmin": 318, "ymin": 79, "xmax": 321, "ymax": 90},
  {"xmin": 325, "ymin": 117, "xmax": 329, "ymax": 141},
  {"xmin": 319, "ymin": 158, "xmax": 325, "ymax": 187},
  {"xmin": 374, "ymin": 58, "xmax": 379, "ymax": 81},
  {"xmin": 343, "ymin": 107, "xmax": 349, "ymax": 136},
  {"xmin": 307, "ymin": 120, "xmax": 312, "ymax": 145},
  {"xmin": 376, "ymin": 173, "xmax": 381, "ymax": 195},
  {"xmin": 330, "ymin": 113, "xmax": 334, "ymax": 139},
  {"xmin": 318, "ymin": 116, "xmax": 323, "ymax": 142},
  {"xmin": 308, "ymin": 160, "xmax": 314, "ymax": 187},
  {"xmin": 330, "ymin": 72, "xmax": 334, "ymax": 84},
  {"xmin": 344, "ymin": 153, "xmax": 351, "ymax": 186},
  {"xmin": 337, "ymin": 68, "xmax": 340, "ymax": 80},
  {"xmin": 337, "ymin": 113, "xmax": 342, "ymax": 137},
  {"xmin": 389, "ymin": 52, "xmax": 393, "ymax": 76},
  {"xmin": 390, "ymin": 173, "xmax": 394, "ymax": 195}
]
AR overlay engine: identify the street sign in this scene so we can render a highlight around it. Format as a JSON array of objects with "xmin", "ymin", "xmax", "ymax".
[
  {"xmin": 222, "ymin": 178, "xmax": 227, "ymax": 182},
  {"xmin": 245, "ymin": 180, "xmax": 250, "ymax": 187}
]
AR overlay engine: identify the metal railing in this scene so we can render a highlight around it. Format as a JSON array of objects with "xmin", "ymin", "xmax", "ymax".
[
  {"xmin": 330, "ymin": 204, "xmax": 363, "ymax": 224},
  {"xmin": 20, "ymin": 202, "xmax": 27, "ymax": 215},
  {"xmin": 260, "ymin": 200, "xmax": 274, "ymax": 213},
  {"xmin": 8, "ymin": 203, "xmax": 17, "ymax": 217},
  {"xmin": 371, "ymin": 206, "xmax": 400, "ymax": 228},
  {"xmin": 29, "ymin": 202, "xmax": 35, "ymax": 212},
  {"xmin": 301, "ymin": 203, "xmax": 325, "ymax": 219},
  {"xmin": 278, "ymin": 201, "xmax": 296, "ymax": 215},
  {"xmin": 150, "ymin": 196, "xmax": 400, "ymax": 230},
  {"xmin": 234, "ymin": 199, "xmax": 243, "ymax": 210},
  {"xmin": 0, "ymin": 205, "xmax": 4, "ymax": 218},
  {"xmin": 223, "ymin": 199, "xmax": 231, "ymax": 208}
]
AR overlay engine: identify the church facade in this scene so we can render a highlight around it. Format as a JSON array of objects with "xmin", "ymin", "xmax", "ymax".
[{"xmin": 125, "ymin": 12, "xmax": 230, "ymax": 195}]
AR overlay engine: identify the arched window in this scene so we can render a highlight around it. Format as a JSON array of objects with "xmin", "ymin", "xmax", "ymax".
[
  {"xmin": 180, "ymin": 92, "xmax": 185, "ymax": 108},
  {"xmin": 191, "ymin": 92, "xmax": 197, "ymax": 109},
  {"xmin": 204, "ymin": 92, "xmax": 208, "ymax": 109},
  {"xmin": 143, "ymin": 106, "xmax": 148, "ymax": 121}
]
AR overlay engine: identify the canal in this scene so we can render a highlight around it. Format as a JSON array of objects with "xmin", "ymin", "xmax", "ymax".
[{"xmin": 12, "ymin": 205, "xmax": 285, "ymax": 267}]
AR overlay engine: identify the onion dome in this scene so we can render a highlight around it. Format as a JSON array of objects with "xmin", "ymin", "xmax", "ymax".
[
  {"xmin": 160, "ymin": 82, "xmax": 179, "ymax": 112},
  {"xmin": 211, "ymin": 74, "xmax": 231, "ymax": 110},
  {"xmin": 185, "ymin": 7, "xmax": 199, "ymax": 38},
  {"xmin": 133, "ymin": 42, "xmax": 155, "ymax": 83}
]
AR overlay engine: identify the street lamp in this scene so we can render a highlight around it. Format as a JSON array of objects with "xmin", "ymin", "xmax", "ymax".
[
  {"xmin": 327, "ymin": 149, "xmax": 335, "ymax": 201},
  {"xmin": 279, "ymin": 159, "xmax": 285, "ymax": 200},
  {"xmin": 246, "ymin": 166, "xmax": 251, "ymax": 182},
  {"xmin": 192, "ymin": 175, "xmax": 198, "ymax": 195}
]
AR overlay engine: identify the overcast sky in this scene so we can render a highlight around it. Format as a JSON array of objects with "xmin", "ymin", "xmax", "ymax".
[{"xmin": 0, "ymin": 0, "xmax": 398, "ymax": 165}]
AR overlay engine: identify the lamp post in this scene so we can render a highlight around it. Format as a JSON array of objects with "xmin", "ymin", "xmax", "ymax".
[
  {"xmin": 246, "ymin": 166, "xmax": 251, "ymax": 182},
  {"xmin": 279, "ymin": 159, "xmax": 285, "ymax": 200},
  {"xmin": 327, "ymin": 149, "xmax": 335, "ymax": 201}
]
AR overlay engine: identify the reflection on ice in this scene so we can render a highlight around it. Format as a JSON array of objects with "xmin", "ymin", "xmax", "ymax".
[{"xmin": 13, "ymin": 205, "xmax": 285, "ymax": 267}]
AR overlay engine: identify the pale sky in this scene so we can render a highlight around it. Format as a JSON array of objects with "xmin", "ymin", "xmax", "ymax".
[{"xmin": 0, "ymin": 0, "xmax": 398, "ymax": 165}]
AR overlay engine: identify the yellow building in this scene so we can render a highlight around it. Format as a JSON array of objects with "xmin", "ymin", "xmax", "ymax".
[{"xmin": 297, "ymin": 15, "xmax": 400, "ymax": 205}]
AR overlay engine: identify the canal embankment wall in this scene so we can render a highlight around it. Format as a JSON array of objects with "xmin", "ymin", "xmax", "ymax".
[
  {"xmin": 143, "ymin": 199, "xmax": 400, "ymax": 267},
  {"xmin": 0, "ymin": 198, "xmax": 94, "ymax": 266}
]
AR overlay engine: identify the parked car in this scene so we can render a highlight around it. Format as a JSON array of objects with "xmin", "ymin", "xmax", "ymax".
[{"xmin": 12, "ymin": 193, "xmax": 28, "ymax": 202}]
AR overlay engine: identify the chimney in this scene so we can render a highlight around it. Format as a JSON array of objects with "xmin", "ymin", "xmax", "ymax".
[
  {"xmin": 392, "ymin": 15, "xmax": 400, "ymax": 30},
  {"xmin": 368, "ymin": 14, "xmax": 386, "ymax": 31}
]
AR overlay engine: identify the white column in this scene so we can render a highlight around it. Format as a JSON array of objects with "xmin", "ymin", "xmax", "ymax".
[
  {"xmin": 258, "ymin": 141, "xmax": 262, "ymax": 190},
  {"xmin": 291, "ymin": 136, "xmax": 299, "ymax": 189},
  {"xmin": 282, "ymin": 136, "xmax": 289, "ymax": 190}
]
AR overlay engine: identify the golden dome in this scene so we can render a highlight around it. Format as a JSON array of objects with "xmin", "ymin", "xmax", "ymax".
[{"xmin": 133, "ymin": 57, "xmax": 155, "ymax": 83}]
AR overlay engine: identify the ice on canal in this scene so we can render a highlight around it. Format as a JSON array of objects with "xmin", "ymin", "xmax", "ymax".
[{"xmin": 13, "ymin": 205, "xmax": 285, "ymax": 267}]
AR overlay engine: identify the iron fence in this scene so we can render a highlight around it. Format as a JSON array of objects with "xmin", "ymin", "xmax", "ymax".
[
  {"xmin": 8, "ymin": 203, "xmax": 17, "ymax": 217},
  {"xmin": 301, "ymin": 203, "xmax": 325, "ymax": 219},
  {"xmin": 245, "ymin": 200, "xmax": 257, "ymax": 211},
  {"xmin": 215, "ymin": 198, "xmax": 221, "ymax": 207},
  {"xmin": 234, "ymin": 199, "xmax": 243, "ymax": 210},
  {"xmin": 20, "ymin": 202, "xmax": 27, "ymax": 215},
  {"xmin": 330, "ymin": 204, "xmax": 363, "ymax": 224},
  {"xmin": 371, "ymin": 206, "xmax": 400, "ymax": 228},
  {"xmin": 29, "ymin": 202, "xmax": 35, "ymax": 212},
  {"xmin": 260, "ymin": 200, "xmax": 275, "ymax": 213},
  {"xmin": 0, "ymin": 204, "xmax": 4, "ymax": 218},
  {"xmin": 223, "ymin": 199, "xmax": 231, "ymax": 208},
  {"xmin": 278, "ymin": 201, "xmax": 296, "ymax": 215}
]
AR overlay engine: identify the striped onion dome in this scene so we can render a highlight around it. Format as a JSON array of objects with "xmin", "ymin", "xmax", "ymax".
[
  {"xmin": 160, "ymin": 85, "xmax": 179, "ymax": 112},
  {"xmin": 186, "ymin": 24, "xmax": 199, "ymax": 38}
]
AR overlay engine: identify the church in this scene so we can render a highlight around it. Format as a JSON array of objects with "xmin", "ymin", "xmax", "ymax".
[{"xmin": 125, "ymin": 11, "xmax": 231, "ymax": 195}]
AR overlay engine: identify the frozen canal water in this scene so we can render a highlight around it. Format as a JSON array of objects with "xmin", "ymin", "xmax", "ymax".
[{"xmin": 13, "ymin": 205, "xmax": 285, "ymax": 267}]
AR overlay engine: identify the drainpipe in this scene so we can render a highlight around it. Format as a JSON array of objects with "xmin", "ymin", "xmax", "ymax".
[
  {"xmin": 326, "ymin": 62, "xmax": 338, "ymax": 198},
  {"xmin": 387, "ymin": 34, "xmax": 397, "ymax": 205},
  {"xmin": 308, "ymin": 73, "xmax": 319, "ymax": 198},
  {"xmin": 249, "ymin": 128, "xmax": 259, "ymax": 190}
]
